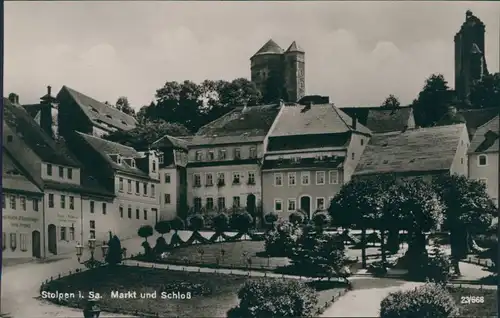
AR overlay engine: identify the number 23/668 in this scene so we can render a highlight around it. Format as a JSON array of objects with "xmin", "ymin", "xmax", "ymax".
[{"xmin": 461, "ymin": 296, "xmax": 484, "ymax": 304}]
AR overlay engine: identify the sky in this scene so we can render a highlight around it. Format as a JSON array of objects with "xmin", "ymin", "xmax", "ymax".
[{"xmin": 4, "ymin": 1, "xmax": 500, "ymax": 109}]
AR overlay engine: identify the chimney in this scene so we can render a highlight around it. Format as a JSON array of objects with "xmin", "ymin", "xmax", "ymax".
[
  {"xmin": 352, "ymin": 113, "xmax": 357, "ymax": 130},
  {"xmin": 47, "ymin": 86, "xmax": 52, "ymax": 96},
  {"xmin": 8, "ymin": 93, "xmax": 19, "ymax": 104}
]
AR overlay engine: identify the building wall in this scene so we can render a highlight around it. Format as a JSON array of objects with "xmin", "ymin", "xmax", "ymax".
[
  {"xmin": 468, "ymin": 152, "xmax": 499, "ymax": 206},
  {"xmin": 81, "ymin": 196, "xmax": 116, "ymax": 246},
  {"xmin": 41, "ymin": 162, "xmax": 81, "ymax": 185},
  {"xmin": 283, "ymin": 51, "xmax": 305, "ymax": 102},
  {"xmin": 343, "ymin": 133, "xmax": 370, "ymax": 183},
  {"xmin": 450, "ymin": 127, "xmax": 470, "ymax": 177},
  {"xmin": 2, "ymin": 191, "xmax": 43, "ymax": 259},
  {"xmin": 188, "ymin": 143, "xmax": 264, "ymax": 162},
  {"xmin": 159, "ymin": 167, "xmax": 178, "ymax": 220}
]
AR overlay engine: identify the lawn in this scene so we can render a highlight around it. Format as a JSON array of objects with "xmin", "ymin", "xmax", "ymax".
[
  {"xmin": 449, "ymin": 287, "xmax": 498, "ymax": 317},
  {"xmin": 41, "ymin": 266, "xmax": 348, "ymax": 317}
]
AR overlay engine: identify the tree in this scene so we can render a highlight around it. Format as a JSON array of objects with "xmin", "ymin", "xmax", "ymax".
[
  {"xmin": 115, "ymin": 96, "xmax": 136, "ymax": 116},
  {"xmin": 469, "ymin": 72, "xmax": 500, "ymax": 110},
  {"xmin": 264, "ymin": 212, "xmax": 279, "ymax": 228},
  {"xmin": 212, "ymin": 213, "xmax": 229, "ymax": 233},
  {"xmin": 105, "ymin": 235, "xmax": 122, "ymax": 266},
  {"xmin": 170, "ymin": 217, "xmax": 185, "ymax": 233},
  {"xmin": 412, "ymin": 74, "xmax": 455, "ymax": 127},
  {"xmin": 381, "ymin": 94, "xmax": 401, "ymax": 108},
  {"xmin": 138, "ymin": 225, "xmax": 153, "ymax": 242},
  {"xmin": 154, "ymin": 220, "xmax": 171, "ymax": 236},
  {"xmin": 103, "ymin": 119, "xmax": 190, "ymax": 149},
  {"xmin": 311, "ymin": 211, "xmax": 331, "ymax": 233},
  {"xmin": 188, "ymin": 214, "xmax": 205, "ymax": 232},
  {"xmin": 230, "ymin": 212, "xmax": 254, "ymax": 233},
  {"xmin": 432, "ymin": 174, "xmax": 496, "ymax": 275}
]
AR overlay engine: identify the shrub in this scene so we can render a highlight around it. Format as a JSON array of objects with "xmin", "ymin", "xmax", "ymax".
[
  {"xmin": 425, "ymin": 245, "xmax": 452, "ymax": 285},
  {"xmin": 289, "ymin": 211, "xmax": 305, "ymax": 225},
  {"xmin": 137, "ymin": 225, "xmax": 153, "ymax": 241},
  {"xmin": 264, "ymin": 221, "xmax": 302, "ymax": 257},
  {"xmin": 188, "ymin": 214, "xmax": 205, "ymax": 232},
  {"xmin": 227, "ymin": 279, "xmax": 318, "ymax": 318},
  {"xmin": 154, "ymin": 220, "xmax": 171, "ymax": 236},
  {"xmin": 105, "ymin": 235, "xmax": 122, "ymax": 266},
  {"xmin": 153, "ymin": 236, "xmax": 168, "ymax": 255},
  {"xmin": 230, "ymin": 212, "xmax": 254, "ymax": 233},
  {"xmin": 170, "ymin": 217, "xmax": 185, "ymax": 232},
  {"xmin": 311, "ymin": 212, "xmax": 331, "ymax": 229},
  {"xmin": 264, "ymin": 212, "xmax": 279, "ymax": 225},
  {"xmin": 212, "ymin": 213, "xmax": 229, "ymax": 233},
  {"xmin": 380, "ymin": 283, "xmax": 459, "ymax": 318}
]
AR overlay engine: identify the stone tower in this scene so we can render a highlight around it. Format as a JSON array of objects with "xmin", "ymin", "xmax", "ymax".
[
  {"xmin": 454, "ymin": 10, "xmax": 489, "ymax": 101},
  {"xmin": 250, "ymin": 39, "xmax": 305, "ymax": 103}
]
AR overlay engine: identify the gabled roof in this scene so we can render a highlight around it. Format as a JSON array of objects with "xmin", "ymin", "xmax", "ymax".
[
  {"xmin": 22, "ymin": 103, "xmax": 45, "ymax": 118},
  {"xmin": 192, "ymin": 104, "xmax": 282, "ymax": 146},
  {"xmin": 151, "ymin": 135, "xmax": 191, "ymax": 150},
  {"xmin": 58, "ymin": 86, "xmax": 137, "ymax": 132},
  {"xmin": 285, "ymin": 41, "xmax": 304, "ymax": 53},
  {"xmin": 468, "ymin": 115, "xmax": 499, "ymax": 154},
  {"xmin": 354, "ymin": 124, "xmax": 467, "ymax": 176},
  {"xmin": 3, "ymin": 97, "xmax": 80, "ymax": 167},
  {"xmin": 75, "ymin": 132, "xmax": 150, "ymax": 178},
  {"xmin": 457, "ymin": 107, "xmax": 499, "ymax": 138},
  {"xmin": 269, "ymin": 104, "xmax": 371, "ymax": 137},
  {"xmin": 2, "ymin": 149, "xmax": 43, "ymax": 194},
  {"xmin": 340, "ymin": 106, "xmax": 414, "ymax": 133},
  {"xmin": 251, "ymin": 39, "xmax": 284, "ymax": 58}
]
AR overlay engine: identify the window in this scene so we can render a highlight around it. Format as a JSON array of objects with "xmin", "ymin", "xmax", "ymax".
[
  {"xmin": 164, "ymin": 173, "xmax": 171, "ymax": 184},
  {"xmin": 102, "ymin": 203, "xmax": 107, "ymax": 215},
  {"xmin": 208, "ymin": 150, "xmax": 215, "ymax": 161},
  {"xmin": 151, "ymin": 184, "xmax": 155, "ymax": 197},
  {"xmin": 217, "ymin": 197, "xmax": 225, "ymax": 210},
  {"xmin": 7, "ymin": 135, "xmax": 13, "ymax": 142},
  {"xmin": 217, "ymin": 172, "xmax": 225, "ymax": 186},
  {"xmin": 233, "ymin": 196, "xmax": 241, "ymax": 208},
  {"xmin": 119, "ymin": 178, "xmax": 124, "ymax": 192},
  {"xmin": 69, "ymin": 196, "xmax": 75, "ymax": 210},
  {"xmin": 144, "ymin": 209, "xmax": 148, "ymax": 220},
  {"xmin": 206, "ymin": 197, "xmax": 214, "ymax": 210},
  {"xmin": 219, "ymin": 149, "xmax": 226, "ymax": 160},
  {"xmin": 194, "ymin": 174, "xmax": 201, "ymax": 187},
  {"xmin": 195, "ymin": 151, "xmax": 203, "ymax": 161},
  {"xmin": 60, "ymin": 195, "xmax": 66, "ymax": 209},
  {"xmin": 351, "ymin": 153, "xmax": 355, "ymax": 160},
  {"xmin": 10, "ymin": 233, "xmax": 17, "ymax": 251},
  {"xmin": 316, "ymin": 197, "xmax": 325, "ymax": 211},
  {"xmin": 136, "ymin": 181, "xmax": 140, "ymax": 194},
  {"xmin": 20, "ymin": 196, "xmax": 26, "ymax": 211},
  {"xmin": 48, "ymin": 194, "xmax": 54, "ymax": 208},
  {"xmin": 164, "ymin": 194, "xmax": 171, "ymax": 204},
  {"xmin": 461, "ymin": 158, "xmax": 464, "ymax": 164},
  {"xmin": 234, "ymin": 148, "xmax": 241, "ymax": 159},
  {"xmin": 274, "ymin": 173, "xmax": 283, "ymax": 186},
  {"xmin": 194, "ymin": 197, "xmax": 202, "ymax": 212},
  {"xmin": 316, "ymin": 171, "xmax": 326, "ymax": 185},
  {"xmin": 478, "ymin": 154, "xmax": 488, "ymax": 166},
  {"xmin": 143, "ymin": 183, "xmax": 148, "ymax": 195},
  {"xmin": 68, "ymin": 168, "xmax": 73, "ymax": 180},
  {"xmin": 249, "ymin": 147, "xmax": 257, "ymax": 158},
  {"xmin": 2, "ymin": 194, "xmax": 5, "ymax": 209},
  {"xmin": 288, "ymin": 172, "xmax": 296, "ymax": 186},
  {"xmin": 206, "ymin": 173, "xmax": 214, "ymax": 186},
  {"xmin": 89, "ymin": 221, "xmax": 95, "ymax": 239},
  {"xmin": 136, "ymin": 209, "xmax": 140, "ymax": 219},
  {"xmin": 20, "ymin": 234, "xmax": 27, "ymax": 251},
  {"xmin": 10, "ymin": 195, "xmax": 16, "ymax": 209},
  {"xmin": 47, "ymin": 164, "xmax": 52, "ymax": 176},
  {"xmin": 361, "ymin": 139, "xmax": 364, "ymax": 146},
  {"xmin": 232, "ymin": 172, "xmax": 241, "ymax": 185},
  {"xmin": 32, "ymin": 199, "xmax": 39, "ymax": 212},
  {"xmin": 69, "ymin": 226, "xmax": 75, "ymax": 241},
  {"xmin": 152, "ymin": 161, "xmax": 156, "ymax": 172},
  {"xmin": 90, "ymin": 220, "xmax": 95, "ymax": 229},
  {"xmin": 59, "ymin": 166, "xmax": 64, "ymax": 178},
  {"xmin": 127, "ymin": 180, "xmax": 132, "ymax": 193},
  {"xmin": 329, "ymin": 171, "xmax": 339, "ymax": 184},
  {"xmin": 60, "ymin": 226, "xmax": 67, "ymax": 241},
  {"xmin": 248, "ymin": 171, "xmax": 256, "ymax": 185},
  {"xmin": 128, "ymin": 206, "xmax": 132, "ymax": 218},
  {"xmin": 119, "ymin": 206, "xmax": 124, "ymax": 218},
  {"xmin": 274, "ymin": 199, "xmax": 283, "ymax": 212},
  {"xmin": 288, "ymin": 199, "xmax": 296, "ymax": 211},
  {"xmin": 301, "ymin": 172, "xmax": 310, "ymax": 185},
  {"xmin": 158, "ymin": 154, "xmax": 164, "ymax": 164},
  {"xmin": 90, "ymin": 201, "xmax": 95, "ymax": 213}
]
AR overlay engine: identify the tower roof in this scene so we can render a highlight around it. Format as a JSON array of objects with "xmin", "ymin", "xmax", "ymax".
[
  {"xmin": 251, "ymin": 39, "xmax": 284, "ymax": 58},
  {"xmin": 285, "ymin": 41, "xmax": 304, "ymax": 53},
  {"xmin": 470, "ymin": 43, "xmax": 482, "ymax": 54}
]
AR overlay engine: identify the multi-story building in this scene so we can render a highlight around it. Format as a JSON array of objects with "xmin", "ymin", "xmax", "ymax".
[
  {"xmin": 354, "ymin": 123, "xmax": 470, "ymax": 181},
  {"xmin": 187, "ymin": 104, "xmax": 283, "ymax": 216},
  {"xmin": 261, "ymin": 103, "xmax": 372, "ymax": 220},
  {"xmin": 151, "ymin": 135, "xmax": 191, "ymax": 220},
  {"xmin": 468, "ymin": 115, "xmax": 499, "ymax": 206},
  {"xmin": 65, "ymin": 132, "xmax": 161, "ymax": 240},
  {"xmin": 340, "ymin": 106, "xmax": 416, "ymax": 133}
]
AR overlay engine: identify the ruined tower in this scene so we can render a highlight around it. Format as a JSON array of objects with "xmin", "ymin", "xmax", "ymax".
[
  {"xmin": 250, "ymin": 39, "xmax": 305, "ymax": 103},
  {"xmin": 454, "ymin": 10, "xmax": 489, "ymax": 101}
]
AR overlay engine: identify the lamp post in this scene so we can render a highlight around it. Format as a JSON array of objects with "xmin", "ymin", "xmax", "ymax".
[{"xmin": 76, "ymin": 238, "xmax": 107, "ymax": 269}]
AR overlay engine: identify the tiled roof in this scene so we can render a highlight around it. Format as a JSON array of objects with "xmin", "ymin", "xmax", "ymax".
[
  {"xmin": 469, "ymin": 115, "xmax": 499, "ymax": 154},
  {"xmin": 252, "ymin": 39, "xmax": 284, "ymax": 58},
  {"xmin": 22, "ymin": 103, "xmax": 44, "ymax": 118},
  {"xmin": 3, "ymin": 98, "xmax": 80, "ymax": 167},
  {"xmin": 192, "ymin": 104, "xmax": 282, "ymax": 146},
  {"xmin": 354, "ymin": 124, "xmax": 466, "ymax": 176},
  {"xmin": 2, "ymin": 150, "xmax": 43, "ymax": 194},
  {"xmin": 270, "ymin": 104, "xmax": 371, "ymax": 137},
  {"xmin": 285, "ymin": 41, "xmax": 304, "ymax": 53},
  {"xmin": 75, "ymin": 132, "xmax": 150, "ymax": 178},
  {"xmin": 457, "ymin": 108, "xmax": 499, "ymax": 138},
  {"xmin": 151, "ymin": 135, "xmax": 191, "ymax": 150},
  {"xmin": 340, "ymin": 106, "xmax": 414, "ymax": 133},
  {"xmin": 59, "ymin": 86, "xmax": 137, "ymax": 131}
]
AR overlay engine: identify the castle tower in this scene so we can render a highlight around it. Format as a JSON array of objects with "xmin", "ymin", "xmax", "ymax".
[
  {"xmin": 250, "ymin": 39, "xmax": 285, "ymax": 103},
  {"xmin": 454, "ymin": 10, "xmax": 489, "ymax": 101},
  {"xmin": 283, "ymin": 41, "xmax": 305, "ymax": 102}
]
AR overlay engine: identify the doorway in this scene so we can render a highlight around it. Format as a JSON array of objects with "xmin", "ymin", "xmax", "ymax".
[
  {"xmin": 299, "ymin": 195, "xmax": 312, "ymax": 220},
  {"xmin": 32, "ymin": 230, "xmax": 41, "ymax": 258},
  {"xmin": 47, "ymin": 224, "xmax": 57, "ymax": 255}
]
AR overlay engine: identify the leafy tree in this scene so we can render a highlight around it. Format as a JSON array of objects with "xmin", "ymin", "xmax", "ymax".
[
  {"xmin": 227, "ymin": 279, "xmax": 318, "ymax": 318},
  {"xmin": 137, "ymin": 225, "xmax": 153, "ymax": 242},
  {"xmin": 230, "ymin": 212, "xmax": 254, "ymax": 233},
  {"xmin": 170, "ymin": 217, "xmax": 185, "ymax": 233},
  {"xmin": 264, "ymin": 212, "xmax": 279, "ymax": 228},
  {"xmin": 432, "ymin": 174, "xmax": 496, "ymax": 275},
  {"xmin": 412, "ymin": 74, "xmax": 455, "ymax": 127},
  {"xmin": 469, "ymin": 72, "xmax": 500, "ymax": 109},
  {"xmin": 381, "ymin": 94, "xmax": 401, "ymax": 108},
  {"xmin": 154, "ymin": 220, "xmax": 171, "ymax": 236},
  {"xmin": 289, "ymin": 211, "xmax": 305, "ymax": 225},
  {"xmin": 264, "ymin": 220, "xmax": 302, "ymax": 257},
  {"xmin": 212, "ymin": 213, "xmax": 229, "ymax": 233},
  {"xmin": 188, "ymin": 214, "xmax": 205, "ymax": 232},
  {"xmin": 425, "ymin": 245, "xmax": 452, "ymax": 285},
  {"xmin": 311, "ymin": 211, "xmax": 331, "ymax": 233},
  {"xmin": 115, "ymin": 96, "xmax": 136, "ymax": 115},
  {"xmin": 105, "ymin": 235, "xmax": 122, "ymax": 266}
]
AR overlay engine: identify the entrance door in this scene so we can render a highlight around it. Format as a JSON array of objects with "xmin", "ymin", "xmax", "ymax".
[
  {"xmin": 47, "ymin": 224, "xmax": 57, "ymax": 255},
  {"xmin": 246, "ymin": 194, "xmax": 257, "ymax": 226},
  {"xmin": 300, "ymin": 196, "xmax": 311, "ymax": 219},
  {"xmin": 32, "ymin": 230, "xmax": 41, "ymax": 258}
]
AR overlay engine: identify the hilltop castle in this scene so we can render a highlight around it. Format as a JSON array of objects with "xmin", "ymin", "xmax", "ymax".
[{"xmin": 250, "ymin": 39, "xmax": 305, "ymax": 103}]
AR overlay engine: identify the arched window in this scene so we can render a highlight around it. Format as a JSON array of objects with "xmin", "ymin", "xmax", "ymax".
[{"xmin": 478, "ymin": 154, "xmax": 488, "ymax": 166}]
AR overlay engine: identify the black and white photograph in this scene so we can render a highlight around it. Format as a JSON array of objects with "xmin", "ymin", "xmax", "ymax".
[{"xmin": 2, "ymin": 1, "xmax": 499, "ymax": 317}]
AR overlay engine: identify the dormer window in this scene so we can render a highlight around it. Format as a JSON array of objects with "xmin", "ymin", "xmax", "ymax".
[
  {"xmin": 152, "ymin": 161, "xmax": 156, "ymax": 172},
  {"xmin": 158, "ymin": 154, "xmax": 164, "ymax": 164},
  {"xmin": 121, "ymin": 120, "xmax": 127, "ymax": 125},
  {"xmin": 130, "ymin": 159, "xmax": 136, "ymax": 168},
  {"xmin": 208, "ymin": 150, "xmax": 215, "ymax": 161},
  {"xmin": 106, "ymin": 115, "xmax": 112, "ymax": 119},
  {"xmin": 234, "ymin": 148, "xmax": 241, "ymax": 160},
  {"xmin": 91, "ymin": 107, "xmax": 98, "ymax": 112},
  {"xmin": 195, "ymin": 151, "xmax": 203, "ymax": 161},
  {"xmin": 249, "ymin": 147, "xmax": 257, "ymax": 159},
  {"xmin": 219, "ymin": 149, "xmax": 226, "ymax": 160}
]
